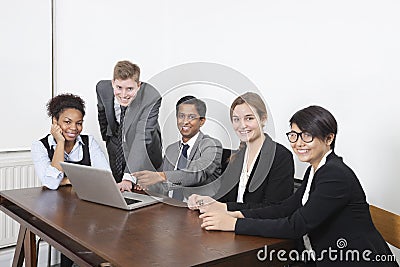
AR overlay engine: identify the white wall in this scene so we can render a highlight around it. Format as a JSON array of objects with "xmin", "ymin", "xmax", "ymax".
[
  {"xmin": 54, "ymin": 4, "xmax": 399, "ymax": 260},
  {"xmin": 0, "ymin": 0, "xmax": 52, "ymax": 151},
  {"xmin": 0, "ymin": 0, "xmax": 397, "ymax": 261},
  {"xmin": 54, "ymin": 0, "xmax": 400, "ymax": 214}
]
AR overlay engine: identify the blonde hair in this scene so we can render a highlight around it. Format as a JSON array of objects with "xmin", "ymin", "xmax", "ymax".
[
  {"xmin": 113, "ymin": 60, "xmax": 140, "ymax": 82},
  {"xmin": 229, "ymin": 92, "xmax": 268, "ymax": 161},
  {"xmin": 230, "ymin": 92, "xmax": 267, "ymax": 122}
]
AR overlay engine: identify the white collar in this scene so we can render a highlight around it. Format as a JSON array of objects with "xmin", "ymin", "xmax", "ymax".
[
  {"xmin": 181, "ymin": 131, "xmax": 200, "ymax": 148},
  {"xmin": 48, "ymin": 134, "xmax": 84, "ymax": 148},
  {"xmin": 313, "ymin": 150, "xmax": 332, "ymax": 173}
]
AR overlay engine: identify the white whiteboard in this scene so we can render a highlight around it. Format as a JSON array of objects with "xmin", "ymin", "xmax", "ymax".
[{"xmin": 0, "ymin": 0, "xmax": 52, "ymax": 151}]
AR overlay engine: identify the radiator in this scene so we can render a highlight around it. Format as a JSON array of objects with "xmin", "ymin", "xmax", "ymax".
[{"xmin": 0, "ymin": 152, "xmax": 41, "ymax": 248}]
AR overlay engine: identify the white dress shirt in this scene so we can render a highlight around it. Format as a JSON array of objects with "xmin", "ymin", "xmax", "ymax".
[
  {"xmin": 31, "ymin": 134, "xmax": 111, "ymax": 190},
  {"xmin": 173, "ymin": 131, "xmax": 199, "ymax": 169},
  {"xmin": 114, "ymin": 96, "xmax": 123, "ymax": 122},
  {"xmin": 236, "ymin": 145, "xmax": 262, "ymax": 203}
]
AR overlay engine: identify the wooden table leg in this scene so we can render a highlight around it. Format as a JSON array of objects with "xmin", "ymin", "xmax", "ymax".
[
  {"xmin": 12, "ymin": 225, "xmax": 37, "ymax": 267},
  {"xmin": 12, "ymin": 225, "xmax": 26, "ymax": 267},
  {"xmin": 24, "ymin": 229, "xmax": 37, "ymax": 267}
]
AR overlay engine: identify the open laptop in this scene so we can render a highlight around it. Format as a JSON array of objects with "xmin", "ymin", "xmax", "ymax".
[{"xmin": 60, "ymin": 162, "xmax": 160, "ymax": 210}]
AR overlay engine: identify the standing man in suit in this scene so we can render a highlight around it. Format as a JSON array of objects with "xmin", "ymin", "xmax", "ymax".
[
  {"xmin": 122, "ymin": 96, "xmax": 222, "ymax": 200},
  {"xmin": 96, "ymin": 60, "xmax": 162, "ymax": 183}
]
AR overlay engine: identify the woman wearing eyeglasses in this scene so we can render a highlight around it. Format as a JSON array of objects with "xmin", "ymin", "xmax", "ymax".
[{"xmin": 196, "ymin": 105, "xmax": 397, "ymax": 266}]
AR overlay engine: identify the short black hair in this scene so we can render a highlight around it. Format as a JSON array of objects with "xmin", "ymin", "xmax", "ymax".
[
  {"xmin": 175, "ymin": 95, "xmax": 207, "ymax": 118},
  {"xmin": 289, "ymin": 105, "xmax": 337, "ymax": 150},
  {"xmin": 46, "ymin": 93, "xmax": 86, "ymax": 120}
]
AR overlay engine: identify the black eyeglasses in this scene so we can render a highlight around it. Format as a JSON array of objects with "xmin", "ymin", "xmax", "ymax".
[{"xmin": 286, "ymin": 131, "xmax": 314, "ymax": 143}]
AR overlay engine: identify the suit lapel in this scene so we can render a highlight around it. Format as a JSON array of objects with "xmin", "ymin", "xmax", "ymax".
[
  {"xmin": 188, "ymin": 131, "xmax": 204, "ymax": 160},
  {"xmin": 222, "ymin": 147, "xmax": 244, "ymax": 180},
  {"xmin": 102, "ymin": 80, "xmax": 118, "ymax": 134},
  {"xmin": 248, "ymin": 134, "xmax": 276, "ymax": 193},
  {"xmin": 165, "ymin": 142, "xmax": 181, "ymax": 171},
  {"xmin": 122, "ymin": 85, "xmax": 144, "ymax": 135},
  {"xmin": 310, "ymin": 152, "xmax": 337, "ymax": 192}
]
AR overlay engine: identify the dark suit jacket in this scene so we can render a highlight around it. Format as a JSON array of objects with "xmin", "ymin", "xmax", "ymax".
[
  {"xmin": 96, "ymin": 80, "xmax": 162, "ymax": 173},
  {"xmin": 218, "ymin": 134, "xmax": 294, "ymax": 210},
  {"xmin": 236, "ymin": 153, "xmax": 397, "ymax": 266}
]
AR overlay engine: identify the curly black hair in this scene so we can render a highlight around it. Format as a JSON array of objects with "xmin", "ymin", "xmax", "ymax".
[{"xmin": 46, "ymin": 93, "xmax": 86, "ymax": 120}]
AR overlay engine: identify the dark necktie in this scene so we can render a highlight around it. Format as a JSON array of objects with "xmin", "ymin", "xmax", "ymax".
[
  {"xmin": 177, "ymin": 144, "xmax": 189, "ymax": 170},
  {"xmin": 115, "ymin": 106, "xmax": 127, "ymax": 179},
  {"xmin": 173, "ymin": 144, "xmax": 189, "ymax": 200}
]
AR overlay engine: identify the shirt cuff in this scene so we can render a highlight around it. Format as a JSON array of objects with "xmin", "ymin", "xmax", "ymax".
[
  {"xmin": 43, "ymin": 167, "xmax": 64, "ymax": 190},
  {"xmin": 122, "ymin": 173, "xmax": 137, "ymax": 184}
]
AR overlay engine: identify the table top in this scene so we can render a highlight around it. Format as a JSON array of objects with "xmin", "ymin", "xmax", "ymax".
[{"xmin": 0, "ymin": 187, "xmax": 294, "ymax": 266}]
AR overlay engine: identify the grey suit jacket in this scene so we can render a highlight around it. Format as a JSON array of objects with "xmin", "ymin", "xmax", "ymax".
[
  {"xmin": 163, "ymin": 131, "xmax": 222, "ymax": 189},
  {"xmin": 96, "ymin": 80, "xmax": 162, "ymax": 172}
]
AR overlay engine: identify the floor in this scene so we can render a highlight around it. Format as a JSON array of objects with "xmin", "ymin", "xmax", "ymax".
[{"xmin": 0, "ymin": 241, "xmax": 62, "ymax": 267}]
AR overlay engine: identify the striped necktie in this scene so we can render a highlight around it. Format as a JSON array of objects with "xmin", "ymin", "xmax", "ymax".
[{"xmin": 114, "ymin": 106, "xmax": 127, "ymax": 179}]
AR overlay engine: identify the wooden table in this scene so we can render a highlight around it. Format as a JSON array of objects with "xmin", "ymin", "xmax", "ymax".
[{"xmin": 0, "ymin": 187, "xmax": 294, "ymax": 267}]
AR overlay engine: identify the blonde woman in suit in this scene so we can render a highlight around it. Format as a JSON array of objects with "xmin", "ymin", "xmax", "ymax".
[{"xmin": 189, "ymin": 92, "xmax": 294, "ymax": 210}]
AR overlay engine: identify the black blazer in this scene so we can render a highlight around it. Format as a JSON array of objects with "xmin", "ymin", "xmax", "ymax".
[
  {"xmin": 236, "ymin": 153, "xmax": 397, "ymax": 266},
  {"xmin": 218, "ymin": 134, "xmax": 294, "ymax": 210}
]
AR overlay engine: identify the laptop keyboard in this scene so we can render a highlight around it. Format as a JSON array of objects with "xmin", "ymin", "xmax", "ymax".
[{"xmin": 124, "ymin": 198, "xmax": 142, "ymax": 205}]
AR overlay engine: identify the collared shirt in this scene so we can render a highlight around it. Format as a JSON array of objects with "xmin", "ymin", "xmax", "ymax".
[
  {"xmin": 302, "ymin": 150, "xmax": 332, "ymax": 205},
  {"xmin": 114, "ymin": 96, "xmax": 123, "ymax": 123},
  {"xmin": 302, "ymin": 149, "xmax": 332, "ymax": 260},
  {"xmin": 173, "ymin": 131, "xmax": 200, "ymax": 170},
  {"xmin": 115, "ymin": 97, "xmax": 133, "ymax": 182},
  {"xmin": 236, "ymin": 145, "xmax": 263, "ymax": 203},
  {"xmin": 31, "ymin": 134, "xmax": 111, "ymax": 190},
  {"xmin": 167, "ymin": 131, "xmax": 201, "ymax": 199}
]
